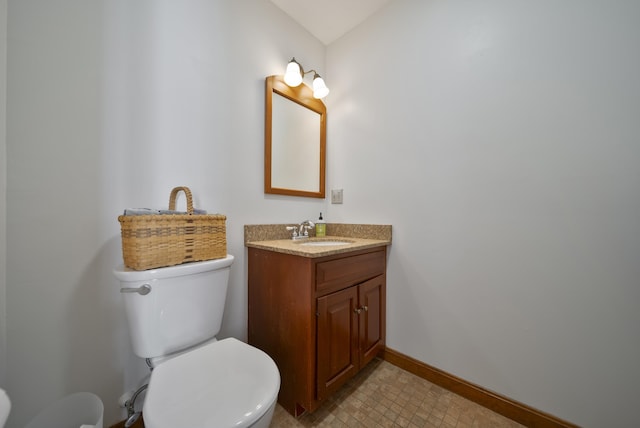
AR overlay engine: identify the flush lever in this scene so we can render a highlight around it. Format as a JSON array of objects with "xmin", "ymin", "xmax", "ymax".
[{"xmin": 120, "ymin": 284, "xmax": 152, "ymax": 296}]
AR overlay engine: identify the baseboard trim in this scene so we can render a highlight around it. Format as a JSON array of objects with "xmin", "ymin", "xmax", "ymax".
[{"xmin": 382, "ymin": 347, "xmax": 578, "ymax": 428}]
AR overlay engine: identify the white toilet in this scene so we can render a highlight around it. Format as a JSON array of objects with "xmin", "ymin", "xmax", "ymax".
[
  {"xmin": 0, "ymin": 388, "xmax": 10, "ymax": 428},
  {"xmin": 113, "ymin": 255, "xmax": 280, "ymax": 428}
]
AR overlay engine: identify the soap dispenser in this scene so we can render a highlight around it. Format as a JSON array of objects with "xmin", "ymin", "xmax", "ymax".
[{"xmin": 316, "ymin": 212, "xmax": 326, "ymax": 237}]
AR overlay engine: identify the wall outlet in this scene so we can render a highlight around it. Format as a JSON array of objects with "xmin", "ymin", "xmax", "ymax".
[{"xmin": 331, "ymin": 189, "xmax": 343, "ymax": 204}]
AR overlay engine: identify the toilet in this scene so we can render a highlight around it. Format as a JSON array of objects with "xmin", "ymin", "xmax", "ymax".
[
  {"xmin": 0, "ymin": 388, "xmax": 9, "ymax": 428},
  {"xmin": 113, "ymin": 255, "xmax": 280, "ymax": 428}
]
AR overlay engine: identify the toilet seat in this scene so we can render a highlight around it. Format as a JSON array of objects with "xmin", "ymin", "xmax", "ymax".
[{"xmin": 143, "ymin": 338, "xmax": 280, "ymax": 428}]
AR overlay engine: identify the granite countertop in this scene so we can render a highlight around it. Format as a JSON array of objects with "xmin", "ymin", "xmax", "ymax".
[
  {"xmin": 246, "ymin": 236, "xmax": 390, "ymax": 258},
  {"xmin": 244, "ymin": 224, "xmax": 392, "ymax": 258}
]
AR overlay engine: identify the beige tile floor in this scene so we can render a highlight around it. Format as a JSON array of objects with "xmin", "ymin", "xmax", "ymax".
[{"xmin": 270, "ymin": 359, "xmax": 524, "ymax": 428}]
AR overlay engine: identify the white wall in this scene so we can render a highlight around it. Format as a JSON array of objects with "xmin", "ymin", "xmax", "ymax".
[
  {"xmin": 5, "ymin": 1, "xmax": 325, "ymax": 426},
  {"xmin": 326, "ymin": 0, "xmax": 640, "ymax": 426},
  {"xmin": 0, "ymin": 0, "xmax": 7, "ymax": 390},
  {"xmin": 220, "ymin": 1, "xmax": 328, "ymax": 340}
]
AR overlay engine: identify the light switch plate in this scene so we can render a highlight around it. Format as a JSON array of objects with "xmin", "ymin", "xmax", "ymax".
[{"xmin": 331, "ymin": 189, "xmax": 343, "ymax": 204}]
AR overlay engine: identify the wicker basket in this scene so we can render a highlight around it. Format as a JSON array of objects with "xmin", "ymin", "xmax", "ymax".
[{"xmin": 118, "ymin": 187, "xmax": 227, "ymax": 270}]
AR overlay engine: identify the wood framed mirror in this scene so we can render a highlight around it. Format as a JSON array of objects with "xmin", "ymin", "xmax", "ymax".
[{"xmin": 265, "ymin": 75, "xmax": 326, "ymax": 198}]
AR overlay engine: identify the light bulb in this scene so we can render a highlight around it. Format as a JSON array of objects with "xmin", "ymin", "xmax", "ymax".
[
  {"xmin": 313, "ymin": 75, "xmax": 329, "ymax": 99},
  {"xmin": 284, "ymin": 60, "xmax": 303, "ymax": 87}
]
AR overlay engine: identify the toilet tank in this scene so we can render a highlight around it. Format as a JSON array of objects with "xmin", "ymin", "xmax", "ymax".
[{"xmin": 113, "ymin": 255, "xmax": 234, "ymax": 359}]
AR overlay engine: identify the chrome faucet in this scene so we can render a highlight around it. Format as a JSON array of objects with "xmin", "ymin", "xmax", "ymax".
[
  {"xmin": 286, "ymin": 220, "xmax": 315, "ymax": 240},
  {"xmin": 285, "ymin": 225, "xmax": 299, "ymax": 239},
  {"xmin": 299, "ymin": 220, "xmax": 315, "ymax": 237}
]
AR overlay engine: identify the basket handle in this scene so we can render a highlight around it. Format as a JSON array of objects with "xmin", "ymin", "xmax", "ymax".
[{"xmin": 168, "ymin": 186, "xmax": 194, "ymax": 214}]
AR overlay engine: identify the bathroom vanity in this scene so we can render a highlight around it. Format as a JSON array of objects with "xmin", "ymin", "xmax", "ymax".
[{"xmin": 245, "ymin": 224, "xmax": 391, "ymax": 417}]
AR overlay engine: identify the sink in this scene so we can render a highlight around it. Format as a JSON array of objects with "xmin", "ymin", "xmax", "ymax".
[{"xmin": 300, "ymin": 240, "xmax": 353, "ymax": 247}]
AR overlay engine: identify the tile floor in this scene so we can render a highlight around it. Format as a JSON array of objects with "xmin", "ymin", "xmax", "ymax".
[{"xmin": 270, "ymin": 359, "xmax": 524, "ymax": 428}]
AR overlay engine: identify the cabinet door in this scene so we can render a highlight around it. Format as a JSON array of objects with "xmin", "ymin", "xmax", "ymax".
[
  {"xmin": 317, "ymin": 286, "xmax": 359, "ymax": 400},
  {"xmin": 359, "ymin": 275, "xmax": 385, "ymax": 368}
]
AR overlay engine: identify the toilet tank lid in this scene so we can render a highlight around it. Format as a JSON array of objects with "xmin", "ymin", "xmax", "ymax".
[
  {"xmin": 143, "ymin": 337, "xmax": 280, "ymax": 428},
  {"xmin": 113, "ymin": 255, "xmax": 234, "ymax": 282}
]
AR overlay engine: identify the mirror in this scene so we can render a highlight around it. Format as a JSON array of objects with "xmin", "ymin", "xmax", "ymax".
[{"xmin": 265, "ymin": 75, "xmax": 326, "ymax": 198}]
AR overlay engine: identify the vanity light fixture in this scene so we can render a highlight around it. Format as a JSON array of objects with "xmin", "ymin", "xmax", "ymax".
[{"xmin": 283, "ymin": 57, "xmax": 330, "ymax": 99}]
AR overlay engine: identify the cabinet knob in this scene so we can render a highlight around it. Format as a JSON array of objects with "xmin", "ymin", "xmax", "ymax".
[{"xmin": 354, "ymin": 306, "xmax": 368, "ymax": 314}]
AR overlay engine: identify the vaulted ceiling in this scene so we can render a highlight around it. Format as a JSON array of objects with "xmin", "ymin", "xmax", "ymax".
[{"xmin": 270, "ymin": 0, "xmax": 394, "ymax": 45}]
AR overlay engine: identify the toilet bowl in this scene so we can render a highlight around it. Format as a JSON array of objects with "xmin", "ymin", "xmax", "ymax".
[
  {"xmin": 0, "ymin": 388, "xmax": 10, "ymax": 428},
  {"xmin": 144, "ymin": 338, "xmax": 279, "ymax": 428},
  {"xmin": 113, "ymin": 255, "xmax": 280, "ymax": 428}
]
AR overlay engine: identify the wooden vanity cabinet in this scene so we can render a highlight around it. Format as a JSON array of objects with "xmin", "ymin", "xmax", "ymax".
[
  {"xmin": 248, "ymin": 246, "xmax": 387, "ymax": 417},
  {"xmin": 316, "ymin": 274, "xmax": 385, "ymax": 400}
]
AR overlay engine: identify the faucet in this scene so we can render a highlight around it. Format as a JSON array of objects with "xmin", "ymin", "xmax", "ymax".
[
  {"xmin": 299, "ymin": 220, "xmax": 315, "ymax": 237},
  {"xmin": 286, "ymin": 220, "xmax": 315, "ymax": 240}
]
